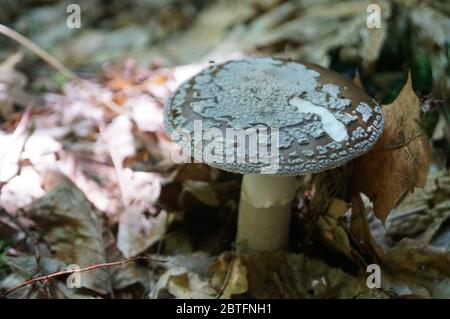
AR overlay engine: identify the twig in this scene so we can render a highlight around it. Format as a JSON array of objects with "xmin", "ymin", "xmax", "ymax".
[
  {"xmin": 216, "ymin": 255, "xmax": 235, "ymax": 299},
  {"xmin": 382, "ymin": 132, "xmax": 424, "ymax": 150},
  {"xmin": 1, "ymin": 256, "xmax": 166, "ymax": 298},
  {"xmin": 0, "ymin": 24, "xmax": 123, "ymax": 115}
]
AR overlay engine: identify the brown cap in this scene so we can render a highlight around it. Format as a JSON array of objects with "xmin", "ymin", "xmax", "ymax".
[{"xmin": 164, "ymin": 57, "xmax": 384, "ymax": 175}]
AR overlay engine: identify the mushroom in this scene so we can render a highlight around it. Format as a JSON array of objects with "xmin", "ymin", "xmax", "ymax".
[{"xmin": 163, "ymin": 57, "xmax": 384, "ymax": 252}]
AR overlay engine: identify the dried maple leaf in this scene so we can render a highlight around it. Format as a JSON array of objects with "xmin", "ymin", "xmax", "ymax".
[{"xmin": 351, "ymin": 73, "xmax": 430, "ymax": 223}]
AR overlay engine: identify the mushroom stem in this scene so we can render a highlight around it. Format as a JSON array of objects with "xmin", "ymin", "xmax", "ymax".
[{"xmin": 236, "ymin": 174, "xmax": 299, "ymax": 252}]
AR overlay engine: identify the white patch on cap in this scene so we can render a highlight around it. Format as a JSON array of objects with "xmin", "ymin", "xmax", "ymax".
[
  {"xmin": 355, "ymin": 103, "xmax": 373, "ymax": 123},
  {"xmin": 290, "ymin": 96, "xmax": 349, "ymax": 142}
]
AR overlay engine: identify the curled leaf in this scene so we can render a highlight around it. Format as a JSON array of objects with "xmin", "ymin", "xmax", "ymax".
[{"xmin": 351, "ymin": 73, "xmax": 430, "ymax": 223}]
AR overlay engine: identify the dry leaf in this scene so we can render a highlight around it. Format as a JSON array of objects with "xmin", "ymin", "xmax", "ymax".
[
  {"xmin": 0, "ymin": 256, "xmax": 96, "ymax": 299},
  {"xmin": 180, "ymin": 180, "xmax": 220, "ymax": 207},
  {"xmin": 158, "ymin": 164, "xmax": 220, "ymax": 210},
  {"xmin": 239, "ymin": 252, "xmax": 386, "ymax": 298},
  {"xmin": 351, "ymin": 73, "xmax": 430, "ymax": 223},
  {"xmin": 209, "ymin": 252, "xmax": 248, "ymax": 299},
  {"xmin": 381, "ymin": 240, "xmax": 450, "ymax": 298},
  {"xmin": 117, "ymin": 207, "xmax": 168, "ymax": 258},
  {"xmin": 316, "ymin": 215, "xmax": 365, "ymax": 267},
  {"xmin": 149, "ymin": 252, "xmax": 215, "ymax": 299},
  {"xmin": 385, "ymin": 171, "xmax": 450, "ymax": 245},
  {"xmin": 25, "ymin": 173, "xmax": 112, "ymax": 295},
  {"xmin": 350, "ymin": 193, "xmax": 386, "ymax": 260},
  {"xmin": 150, "ymin": 267, "xmax": 216, "ymax": 299},
  {"xmin": 351, "ymin": 191, "xmax": 450, "ymax": 299},
  {"xmin": 326, "ymin": 198, "xmax": 350, "ymax": 219}
]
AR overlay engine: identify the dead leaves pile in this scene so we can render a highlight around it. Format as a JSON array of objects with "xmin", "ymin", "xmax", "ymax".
[
  {"xmin": 0, "ymin": 66, "xmax": 443, "ymax": 299},
  {"xmin": 339, "ymin": 73, "xmax": 450, "ymax": 298}
]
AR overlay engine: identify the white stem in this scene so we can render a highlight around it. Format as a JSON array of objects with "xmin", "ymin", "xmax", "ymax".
[{"xmin": 236, "ymin": 174, "xmax": 299, "ymax": 252}]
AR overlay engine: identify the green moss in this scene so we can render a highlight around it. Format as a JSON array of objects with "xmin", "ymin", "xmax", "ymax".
[
  {"xmin": 52, "ymin": 72, "xmax": 68, "ymax": 91},
  {"xmin": 411, "ymin": 50, "xmax": 433, "ymax": 95}
]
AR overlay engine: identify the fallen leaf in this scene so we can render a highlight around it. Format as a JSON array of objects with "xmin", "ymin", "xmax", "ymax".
[
  {"xmin": 0, "ymin": 255, "xmax": 95, "ymax": 299},
  {"xmin": 316, "ymin": 215, "xmax": 365, "ymax": 267},
  {"xmin": 382, "ymin": 240, "xmax": 450, "ymax": 298},
  {"xmin": 326, "ymin": 198, "xmax": 350, "ymax": 219},
  {"xmin": 350, "ymin": 193, "xmax": 386, "ymax": 260},
  {"xmin": 351, "ymin": 192, "xmax": 450, "ymax": 298},
  {"xmin": 112, "ymin": 262, "xmax": 149, "ymax": 291},
  {"xmin": 117, "ymin": 208, "xmax": 168, "ymax": 258},
  {"xmin": 180, "ymin": 180, "xmax": 220, "ymax": 207},
  {"xmin": 209, "ymin": 252, "xmax": 248, "ymax": 299},
  {"xmin": 149, "ymin": 252, "xmax": 215, "ymax": 299},
  {"xmin": 25, "ymin": 172, "xmax": 112, "ymax": 295},
  {"xmin": 158, "ymin": 164, "xmax": 220, "ymax": 211},
  {"xmin": 154, "ymin": 252, "xmax": 214, "ymax": 276},
  {"xmin": 239, "ymin": 252, "xmax": 386, "ymax": 299},
  {"xmin": 385, "ymin": 171, "xmax": 450, "ymax": 245},
  {"xmin": 150, "ymin": 267, "xmax": 216, "ymax": 299},
  {"xmin": 351, "ymin": 73, "xmax": 430, "ymax": 223}
]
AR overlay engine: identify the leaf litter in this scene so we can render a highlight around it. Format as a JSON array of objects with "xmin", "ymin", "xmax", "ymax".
[{"xmin": 0, "ymin": 0, "xmax": 449, "ymax": 299}]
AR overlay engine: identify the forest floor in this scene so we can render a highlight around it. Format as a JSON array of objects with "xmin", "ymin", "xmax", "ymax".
[{"xmin": 0, "ymin": 0, "xmax": 449, "ymax": 299}]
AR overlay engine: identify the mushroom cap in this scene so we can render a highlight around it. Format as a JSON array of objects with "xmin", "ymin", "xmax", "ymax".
[{"xmin": 164, "ymin": 57, "xmax": 384, "ymax": 175}]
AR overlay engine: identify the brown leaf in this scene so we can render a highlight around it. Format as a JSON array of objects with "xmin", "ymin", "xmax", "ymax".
[
  {"xmin": 350, "ymin": 191, "xmax": 450, "ymax": 298},
  {"xmin": 238, "ymin": 252, "xmax": 386, "ymax": 299},
  {"xmin": 350, "ymin": 193, "xmax": 386, "ymax": 261},
  {"xmin": 149, "ymin": 252, "xmax": 216, "ymax": 299},
  {"xmin": 25, "ymin": 173, "xmax": 111, "ymax": 295},
  {"xmin": 351, "ymin": 73, "xmax": 430, "ymax": 223},
  {"xmin": 0, "ymin": 256, "xmax": 95, "ymax": 299},
  {"xmin": 380, "ymin": 239, "xmax": 450, "ymax": 298},
  {"xmin": 209, "ymin": 252, "xmax": 248, "ymax": 299},
  {"xmin": 117, "ymin": 207, "xmax": 168, "ymax": 258},
  {"xmin": 181, "ymin": 180, "xmax": 220, "ymax": 207},
  {"xmin": 157, "ymin": 164, "xmax": 221, "ymax": 210}
]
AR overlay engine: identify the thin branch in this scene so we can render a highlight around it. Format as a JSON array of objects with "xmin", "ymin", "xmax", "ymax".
[
  {"xmin": 216, "ymin": 255, "xmax": 235, "ymax": 299},
  {"xmin": 1, "ymin": 256, "xmax": 166, "ymax": 298},
  {"xmin": 382, "ymin": 132, "xmax": 424, "ymax": 150},
  {"xmin": 0, "ymin": 24, "xmax": 123, "ymax": 115}
]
